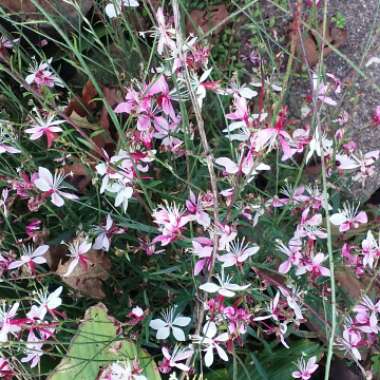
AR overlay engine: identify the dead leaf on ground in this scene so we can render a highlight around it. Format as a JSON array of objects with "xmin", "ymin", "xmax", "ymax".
[
  {"xmin": 292, "ymin": 21, "xmax": 348, "ymax": 67},
  {"xmin": 62, "ymin": 162, "xmax": 92, "ymax": 193},
  {"xmin": 46, "ymin": 245, "xmax": 67, "ymax": 271},
  {"xmin": 187, "ymin": 5, "xmax": 229, "ymax": 35},
  {"xmin": 56, "ymin": 250, "xmax": 111, "ymax": 299}
]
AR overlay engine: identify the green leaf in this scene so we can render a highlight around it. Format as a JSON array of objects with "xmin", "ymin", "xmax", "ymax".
[{"xmin": 49, "ymin": 303, "xmax": 161, "ymax": 380}]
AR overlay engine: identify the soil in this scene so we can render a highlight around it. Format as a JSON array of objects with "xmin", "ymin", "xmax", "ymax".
[{"xmin": 259, "ymin": 0, "xmax": 380, "ymax": 202}]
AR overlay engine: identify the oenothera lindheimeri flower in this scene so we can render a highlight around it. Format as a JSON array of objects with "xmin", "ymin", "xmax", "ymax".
[
  {"xmin": 292, "ymin": 356, "xmax": 319, "ymax": 380},
  {"xmin": 154, "ymin": 7, "xmax": 176, "ymax": 56},
  {"xmin": 199, "ymin": 270, "xmax": 250, "ymax": 298},
  {"xmin": 149, "ymin": 307, "xmax": 191, "ymax": 342},
  {"xmin": 192, "ymin": 236, "xmax": 213, "ymax": 275},
  {"xmin": 21, "ymin": 331, "xmax": 43, "ymax": 368},
  {"xmin": 186, "ymin": 190, "xmax": 210, "ymax": 228},
  {"xmin": 105, "ymin": 0, "xmax": 139, "ymax": 19},
  {"xmin": 340, "ymin": 320, "xmax": 362, "ymax": 361},
  {"xmin": 373, "ymin": 105, "xmax": 380, "ymax": 125},
  {"xmin": 361, "ymin": 230, "xmax": 380, "ymax": 269},
  {"xmin": 295, "ymin": 208, "xmax": 327, "ymax": 240},
  {"xmin": 336, "ymin": 150, "xmax": 380, "ymax": 185},
  {"xmin": 99, "ymin": 360, "xmax": 146, "ymax": 380},
  {"xmin": 64, "ymin": 238, "xmax": 92, "ymax": 277},
  {"xmin": 218, "ymin": 238, "xmax": 259, "ymax": 268},
  {"xmin": 159, "ymin": 345, "xmax": 193, "ymax": 373},
  {"xmin": 0, "ymin": 302, "xmax": 21, "ymax": 342},
  {"xmin": 305, "ymin": 128, "xmax": 333, "ymax": 163},
  {"xmin": 191, "ymin": 321, "xmax": 229, "ymax": 367},
  {"xmin": 34, "ymin": 167, "xmax": 78, "ymax": 207},
  {"xmin": 92, "ymin": 214, "xmax": 123, "ymax": 251},
  {"xmin": 34, "ymin": 286, "xmax": 63, "ymax": 320},
  {"xmin": 353, "ymin": 296, "xmax": 380, "ymax": 334},
  {"xmin": 312, "ymin": 72, "xmax": 339, "ymax": 106},
  {"xmin": 152, "ymin": 202, "xmax": 191, "ymax": 246},
  {"xmin": 215, "ymin": 155, "xmax": 270, "ymax": 180},
  {"xmin": 25, "ymin": 58, "xmax": 63, "ymax": 88},
  {"xmin": 254, "ymin": 107, "xmax": 294, "ymax": 161},
  {"xmin": 254, "ymin": 292, "xmax": 281, "ymax": 322},
  {"xmin": 276, "ymin": 238, "xmax": 302, "ymax": 274},
  {"xmin": 25, "ymin": 110, "xmax": 65, "ymax": 148},
  {"xmin": 295, "ymin": 252, "xmax": 330, "ymax": 278},
  {"xmin": 0, "ymin": 357, "xmax": 13, "ymax": 379},
  {"xmin": 8, "ymin": 244, "xmax": 48, "ymax": 274},
  {"xmin": 330, "ymin": 203, "xmax": 368, "ymax": 233}
]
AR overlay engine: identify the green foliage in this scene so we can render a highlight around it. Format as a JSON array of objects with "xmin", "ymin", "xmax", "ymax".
[
  {"xmin": 49, "ymin": 304, "xmax": 161, "ymax": 380},
  {"xmin": 332, "ymin": 12, "xmax": 346, "ymax": 29}
]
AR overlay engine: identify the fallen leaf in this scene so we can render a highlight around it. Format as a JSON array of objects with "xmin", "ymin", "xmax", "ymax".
[
  {"xmin": 62, "ymin": 162, "xmax": 92, "ymax": 193},
  {"xmin": 56, "ymin": 250, "xmax": 111, "ymax": 299},
  {"xmin": 293, "ymin": 21, "xmax": 348, "ymax": 67},
  {"xmin": 187, "ymin": 5, "xmax": 229, "ymax": 35}
]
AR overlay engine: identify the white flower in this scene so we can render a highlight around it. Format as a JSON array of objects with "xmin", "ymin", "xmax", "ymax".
[
  {"xmin": 8, "ymin": 245, "xmax": 48, "ymax": 272},
  {"xmin": 34, "ymin": 167, "xmax": 78, "ymax": 207},
  {"xmin": 199, "ymin": 270, "xmax": 250, "ymax": 298},
  {"xmin": 64, "ymin": 239, "xmax": 92, "ymax": 277},
  {"xmin": 191, "ymin": 321, "xmax": 229, "ymax": 367},
  {"xmin": 105, "ymin": 0, "xmax": 139, "ymax": 19},
  {"xmin": 149, "ymin": 306, "xmax": 191, "ymax": 341},
  {"xmin": 93, "ymin": 214, "xmax": 115, "ymax": 251},
  {"xmin": 33, "ymin": 286, "xmax": 63, "ymax": 320},
  {"xmin": 0, "ymin": 302, "xmax": 20, "ymax": 342},
  {"xmin": 108, "ymin": 183, "xmax": 133, "ymax": 213}
]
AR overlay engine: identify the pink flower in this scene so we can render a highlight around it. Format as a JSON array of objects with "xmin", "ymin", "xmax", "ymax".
[
  {"xmin": 218, "ymin": 238, "xmax": 259, "ymax": 268},
  {"xmin": 25, "ymin": 58, "xmax": 63, "ymax": 88},
  {"xmin": 373, "ymin": 105, "xmax": 380, "ymax": 125},
  {"xmin": 0, "ymin": 357, "xmax": 13, "ymax": 380},
  {"xmin": 8, "ymin": 245, "xmax": 48, "ymax": 274},
  {"xmin": 21, "ymin": 331, "xmax": 43, "ymax": 368},
  {"xmin": 159, "ymin": 346, "xmax": 193, "ymax": 374},
  {"xmin": 330, "ymin": 204, "xmax": 367, "ymax": 233},
  {"xmin": 127, "ymin": 306, "xmax": 145, "ymax": 325},
  {"xmin": 186, "ymin": 191, "xmax": 210, "ymax": 228},
  {"xmin": 34, "ymin": 167, "xmax": 78, "ymax": 207},
  {"xmin": 26, "ymin": 219, "xmax": 42, "ymax": 242},
  {"xmin": 353, "ymin": 296, "xmax": 380, "ymax": 334},
  {"xmin": 154, "ymin": 7, "xmax": 176, "ymax": 56},
  {"xmin": 296, "ymin": 252, "xmax": 330, "ymax": 278},
  {"xmin": 254, "ymin": 107, "xmax": 294, "ymax": 160},
  {"xmin": 312, "ymin": 73, "xmax": 338, "ymax": 106},
  {"xmin": 192, "ymin": 237, "xmax": 213, "ymax": 275},
  {"xmin": 0, "ymin": 143, "xmax": 20, "ymax": 154},
  {"xmin": 215, "ymin": 223, "xmax": 237, "ymax": 250},
  {"xmin": 277, "ymin": 238, "xmax": 303, "ymax": 274},
  {"xmin": 295, "ymin": 208, "xmax": 327, "ymax": 240},
  {"xmin": 148, "ymin": 75, "xmax": 176, "ymax": 119},
  {"xmin": 152, "ymin": 203, "xmax": 191, "ymax": 246},
  {"xmin": 361, "ymin": 231, "xmax": 380, "ymax": 269},
  {"xmin": 292, "ymin": 356, "xmax": 319, "ymax": 380},
  {"xmin": 25, "ymin": 111, "xmax": 65, "ymax": 148},
  {"xmin": 64, "ymin": 239, "xmax": 92, "ymax": 276}
]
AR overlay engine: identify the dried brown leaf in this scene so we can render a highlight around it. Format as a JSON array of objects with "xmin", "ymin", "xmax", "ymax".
[{"xmin": 56, "ymin": 250, "xmax": 111, "ymax": 299}]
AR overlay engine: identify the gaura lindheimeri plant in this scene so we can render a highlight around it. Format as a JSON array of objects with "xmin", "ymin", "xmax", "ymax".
[
  {"xmin": 2, "ymin": 2, "xmax": 380, "ymax": 378},
  {"xmin": 34, "ymin": 167, "xmax": 78, "ymax": 207}
]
